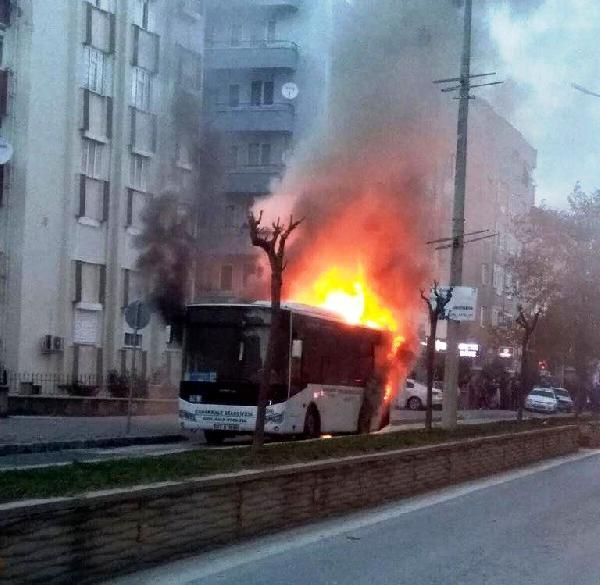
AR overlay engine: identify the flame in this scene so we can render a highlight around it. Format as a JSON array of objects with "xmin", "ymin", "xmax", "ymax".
[{"xmin": 293, "ymin": 265, "xmax": 399, "ymax": 333}]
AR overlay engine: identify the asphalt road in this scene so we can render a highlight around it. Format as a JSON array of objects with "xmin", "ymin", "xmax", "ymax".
[{"xmin": 105, "ymin": 449, "xmax": 600, "ymax": 585}]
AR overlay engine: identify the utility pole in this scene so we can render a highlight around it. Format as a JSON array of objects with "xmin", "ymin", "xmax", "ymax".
[{"xmin": 433, "ymin": 0, "xmax": 502, "ymax": 429}]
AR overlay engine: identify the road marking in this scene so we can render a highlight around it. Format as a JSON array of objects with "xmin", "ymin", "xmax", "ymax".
[{"xmin": 103, "ymin": 448, "xmax": 600, "ymax": 585}]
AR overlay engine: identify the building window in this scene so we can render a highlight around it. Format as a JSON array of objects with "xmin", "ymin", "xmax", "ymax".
[
  {"xmin": 266, "ymin": 20, "xmax": 277, "ymax": 42},
  {"xmin": 491, "ymin": 307, "xmax": 500, "ymax": 327},
  {"xmin": 220, "ymin": 265, "xmax": 233, "ymax": 291},
  {"xmin": 229, "ymin": 145, "xmax": 239, "ymax": 168},
  {"xmin": 82, "ymin": 46, "xmax": 112, "ymax": 95},
  {"xmin": 81, "ymin": 139, "xmax": 106, "ymax": 179},
  {"xmin": 251, "ymin": 81, "xmax": 274, "ymax": 106},
  {"xmin": 129, "ymin": 154, "xmax": 148, "ymax": 191},
  {"xmin": 228, "ymin": 84, "xmax": 240, "ymax": 107},
  {"xmin": 131, "ymin": 67, "xmax": 152, "ymax": 110},
  {"xmin": 124, "ymin": 332, "xmax": 143, "ymax": 347},
  {"xmin": 78, "ymin": 175, "xmax": 109, "ymax": 223},
  {"xmin": 230, "ymin": 23, "xmax": 242, "ymax": 46},
  {"xmin": 248, "ymin": 143, "xmax": 271, "ymax": 166},
  {"xmin": 481, "ymin": 263, "xmax": 489, "ymax": 286},
  {"xmin": 0, "ymin": 0, "xmax": 10, "ymax": 27},
  {"xmin": 223, "ymin": 205, "xmax": 235, "ymax": 228},
  {"xmin": 177, "ymin": 47, "xmax": 202, "ymax": 92},
  {"xmin": 493, "ymin": 264, "xmax": 504, "ymax": 295},
  {"xmin": 74, "ymin": 261, "xmax": 106, "ymax": 305},
  {"xmin": 480, "ymin": 306, "xmax": 487, "ymax": 328},
  {"xmin": 133, "ymin": 0, "xmax": 151, "ymax": 30}
]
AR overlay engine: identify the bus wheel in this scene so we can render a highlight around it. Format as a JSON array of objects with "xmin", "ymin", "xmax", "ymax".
[
  {"xmin": 303, "ymin": 405, "xmax": 321, "ymax": 439},
  {"xmin": 204, "ymin": 431, "xmax": 226, "ymax": 446}
]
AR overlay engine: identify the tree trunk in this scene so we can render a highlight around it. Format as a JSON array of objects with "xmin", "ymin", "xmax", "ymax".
[
  {"xmin": 425, "ymin": 317, "xmax": 437, "ymax": 431},
  {"xmin": 517, "ymin": 331, "xmax": 529, "ymax": 422},
  {"xmin": 251, "ymin": 269, "xmax": 282, "ymax": 454}
]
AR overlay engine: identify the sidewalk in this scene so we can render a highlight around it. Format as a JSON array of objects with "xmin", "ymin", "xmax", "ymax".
[{"xmin": 0, "ymin": 414, "xmax": 181, "ymax": 446}]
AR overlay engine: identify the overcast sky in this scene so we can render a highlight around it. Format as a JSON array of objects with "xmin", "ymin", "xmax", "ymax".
[{"xmin": 483, "ymin": 0, "xmax": 600, "ymax": 208}]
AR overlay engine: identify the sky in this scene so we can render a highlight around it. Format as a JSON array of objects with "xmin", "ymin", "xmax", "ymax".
[{"xmin": 483, "ymin": 0, "xmax": 600, "ymax": 208}]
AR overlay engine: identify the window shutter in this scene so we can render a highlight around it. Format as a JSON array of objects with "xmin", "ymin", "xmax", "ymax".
[
  {"xmin": 72, "ymin": 344, "xmax": 80, "ymax": 381},
  {"xmin": 99, "ymin": 265, "xmax": 106, "ymax": 304},
  {"xmin": 151, "ymin": 116, "xmax": 157, "ymax": 152},
  {"xmin": 154, "ymin": 34, "xmax": 160, "ymax": 74},
  {"xmin": 126, "ymin": 189, "xmax": 133, "ymax": 225},
  {"xmin": 141, "ymin": 350, "xmax": 147, "ymax": 381},
  {"xmin": 106, "ymin": 96, "xmax": 113, "ymax": 138},
  {"xmin": 102, "ymin": 180, "xmax": 110, "ymax": 221},
  {"xmin": 78, "ymin": 174, "xmax": 86, "ymax": 218},
  {"xmin": 123, "ymin": 269, "xmax": 129, "ymax": 307},
  {"xmin": 0, "ymin": 164, "xmax": 5, "ymax": 207},
  {"xmin": 132, "ymin": 26, "xmax": 140, "ymax": 66},
  {"xmin": 96, "ymin": 347, "xmax": 104, "ymax": 386},
  {"xmin": 82, "ymin": 89, "xmax": 90, "ymax": 131},
  {"xmin": 85, "ymin": 3, "xmax": 93, "ymax": 45},
  {"xmin": 119, "ymin": 348, "xmax": 126, "ymax": 375},
  {"xmin": 130, "ymin": 109, "xmax": 136, "ymax": 149},
  {"xmin": 109, "ymin": 12, "xmax": 116, "ymax": 53},
  {"xmin": 0, "ymin": 70, "xmax": 8, "ymax": 117},
  {"xmin": 74, "ymin": 260, "xmax": 83, "ymax": 303}
]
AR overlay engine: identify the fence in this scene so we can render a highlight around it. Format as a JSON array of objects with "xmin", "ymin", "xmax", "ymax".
[{"xmin": 5, "ymin": 372, "xmax": 176, "ymax": 399}]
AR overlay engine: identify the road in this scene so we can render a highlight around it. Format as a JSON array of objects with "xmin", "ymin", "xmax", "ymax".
[{"xmin": 105, "ymin": 449, "xmax": 600, "ymax": 585}]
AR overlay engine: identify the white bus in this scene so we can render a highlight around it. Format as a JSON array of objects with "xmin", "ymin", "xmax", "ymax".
[{"xmin": 178, "ymin": 303, "xmax": 392, "ymax": 444}]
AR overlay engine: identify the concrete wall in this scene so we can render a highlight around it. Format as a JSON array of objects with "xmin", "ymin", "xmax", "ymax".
[{"xmin": 0, "ymin": 425, "xmax": 579, "ymax": 585}]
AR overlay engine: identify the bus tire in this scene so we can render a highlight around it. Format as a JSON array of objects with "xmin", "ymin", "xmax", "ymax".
[
  {"xmin": 303, "ymin": 405, "xmax": 321, "ymax": 439},
  {"xmin": 204, "ymin": 431, "xmax": 225, "ymax": 445}
]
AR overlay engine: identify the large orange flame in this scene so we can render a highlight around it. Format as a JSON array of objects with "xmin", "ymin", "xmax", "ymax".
[{"xmin": 290, "ymin": 265, "xmax": 407, "ymax": 404}]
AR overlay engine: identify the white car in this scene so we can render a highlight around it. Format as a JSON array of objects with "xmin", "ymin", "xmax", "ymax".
[
  {"xmin": 400, "ymin": 379, "xmax": 443, "ymax": 410},
  {"xmin": 525, "ymin": 387, "xmax": 559, "ymax": 414}
]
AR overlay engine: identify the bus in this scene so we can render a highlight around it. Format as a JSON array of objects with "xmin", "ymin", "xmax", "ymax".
[{"xmin": 178, "ymin": 302, "xmax": 393, "ymax": 444}]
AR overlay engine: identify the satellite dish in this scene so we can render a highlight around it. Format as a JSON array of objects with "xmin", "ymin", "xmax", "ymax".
[
  {"xmin": 124, "ymin": 300, "xmax": 152, "ymax": 330},
  {"xmin": 282, "ymin": 82, "xmax": 299, "ymax": 100},
  {"xmin": 0, "ymin": 138, "xmax": 13, "ymax": 165}
]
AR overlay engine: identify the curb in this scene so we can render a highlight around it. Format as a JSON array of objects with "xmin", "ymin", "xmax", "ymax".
[{"xmin": 0, "ymin": 434, "xmax": 188, "ymax": 456}]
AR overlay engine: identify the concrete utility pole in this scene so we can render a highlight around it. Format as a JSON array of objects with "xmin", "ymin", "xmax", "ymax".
[
  {"xmin": 433, "ymin": 1, "xmax": 502, "ymax": 429},
  {"xmin": 441, "ymin": 0, "xmax": 473, "ymax": 429}
]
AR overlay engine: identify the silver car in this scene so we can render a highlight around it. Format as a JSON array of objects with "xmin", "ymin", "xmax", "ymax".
[{"xmin": 525, "ymin": 387, "xmax": 559, "ymax": 414}]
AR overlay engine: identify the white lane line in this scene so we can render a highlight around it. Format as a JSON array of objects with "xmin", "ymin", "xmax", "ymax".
[{"xmin": 103, "ymin": 448, "xmax": 600, "ymax": 585}]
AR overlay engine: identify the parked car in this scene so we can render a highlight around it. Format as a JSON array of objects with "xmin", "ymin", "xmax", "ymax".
[
  {"xmin": 400, "ymin": 379, "xmax": 443, "ymax": 410},
  {"xmin": 525, "ymin": 387, "xmax": 559, "ymax": 414},
  {"xmin": 553, "ymin": 387, "xmax": 574, "ymax": 412}
]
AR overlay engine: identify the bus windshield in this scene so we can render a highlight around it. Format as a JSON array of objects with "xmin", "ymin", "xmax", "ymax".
[{"xmin": 183, "ymin": 306, "xmax": 289, "ymax": 385}]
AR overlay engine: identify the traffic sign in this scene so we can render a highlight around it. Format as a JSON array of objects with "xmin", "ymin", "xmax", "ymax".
[{"xmin": 124, "ymin": 300, "xmax": 151, "ymax": 330}]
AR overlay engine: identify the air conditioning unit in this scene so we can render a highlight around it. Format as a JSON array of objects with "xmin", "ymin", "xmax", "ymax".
[
  {"xmin": 53, "ymin": 336, "xmax": 64, "ymax": 352},
  {"xmin": 41, "ymin": 334, "xmax": 53, "ymax": 354}
]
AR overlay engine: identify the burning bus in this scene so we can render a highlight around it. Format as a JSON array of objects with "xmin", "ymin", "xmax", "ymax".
[{"xmin": 178, "ymin": 302, "xmax": 395, "ymax": 444}]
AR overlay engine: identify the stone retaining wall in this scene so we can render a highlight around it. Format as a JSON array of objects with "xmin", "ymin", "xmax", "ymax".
[{"xmin": 0, "ymin": 425, "xmax": 579, "ymax": 585}]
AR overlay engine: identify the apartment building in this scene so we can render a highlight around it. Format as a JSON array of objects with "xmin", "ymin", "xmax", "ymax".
[
  {"xmin": 431, "ymin": 99, "xmax": 537, "ymax": 364},
  {"xmin": 0, "ymin": 0, "xmax": 205, "ymax": 389},
  {"xmin": 196, "ymin": 0, "xmax": 335, "ymax": 300}
]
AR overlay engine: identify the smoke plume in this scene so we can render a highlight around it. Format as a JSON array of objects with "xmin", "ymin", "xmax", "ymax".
[{"xmin": 259, "ymin": 0, "xmax": 467, "ymax": 354}]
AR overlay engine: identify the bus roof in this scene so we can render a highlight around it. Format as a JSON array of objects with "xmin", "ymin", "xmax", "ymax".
[{"xmin": 186, "ymin": 301, "xmax": 379, "ymax": 331}]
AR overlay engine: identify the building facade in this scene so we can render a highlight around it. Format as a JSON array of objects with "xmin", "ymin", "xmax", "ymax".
[
  {"xmin": 196, "ymin": 0, "xmax": 335, "ymax": 301},
  {"xmin": 0, "ymin": 0, "xmax": 205, "ymax": 391}
]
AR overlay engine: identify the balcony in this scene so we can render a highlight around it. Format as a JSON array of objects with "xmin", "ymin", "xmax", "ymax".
[
  {"xmin": 207, "ymin": 0, "xmax": 300, "ymax": 13},
  {"xmin": 226, "ymin": 165, "xmax": 285, "ymax": 194},
  {"xmin": 205, "ymin": 40, "xmax": 298, "ymax": 71},
  {"xmin": 210, "ymin": 103, "xmax": 295, "ymax": 133}
]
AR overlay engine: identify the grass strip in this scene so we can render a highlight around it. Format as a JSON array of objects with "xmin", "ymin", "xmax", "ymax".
[{"xmin": 0, "ymin": 418, "xmax": 579, "ymax": 503}]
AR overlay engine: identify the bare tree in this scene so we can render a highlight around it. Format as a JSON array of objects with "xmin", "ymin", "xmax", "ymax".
[
  {"xmin": 420, "ymin": 283, "xmax": 453, "ymax": 431},
  {"xmin": 515, "ymin": 304, "xmax": 542, "ymax": 421},
  {"xmin": 248, "ymin": 211, "xmax": 303, "ymax": 452}
]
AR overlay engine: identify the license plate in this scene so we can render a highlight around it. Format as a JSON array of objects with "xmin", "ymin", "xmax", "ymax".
[{"xmin": 213, "ymin": 423, "xmax": 240, "ymax": 431}]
